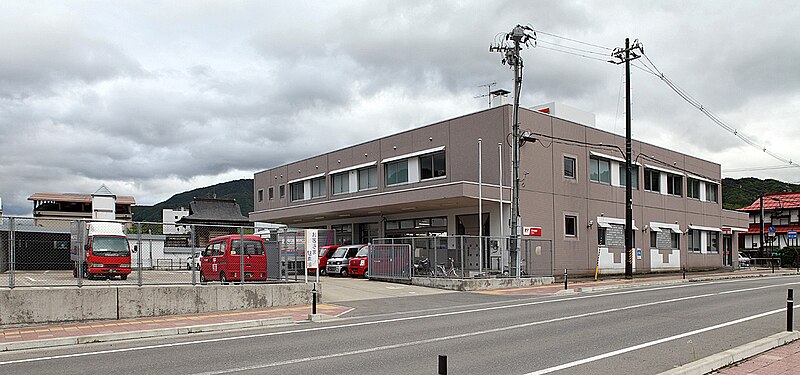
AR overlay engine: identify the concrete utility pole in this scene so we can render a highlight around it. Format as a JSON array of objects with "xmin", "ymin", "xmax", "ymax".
[
  {"xmin": 610, "ymin": 38, "xmax": 643, "ymax": 279},
  {"xmin": 490, "ymin": 25, "xmax": 536, "ymax": 277}
]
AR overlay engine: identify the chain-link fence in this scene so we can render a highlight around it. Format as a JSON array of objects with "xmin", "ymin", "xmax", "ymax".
[
  {"xmin": 373, "ymin": 236, "xmax": 554, "ymax": 278},
  {"xmin": 0, "ymin": 217, "xmax": 342, "ymax": 288},
  {"xmin": 368, "ymin": 243, "xmax": 412, "ymax": 282}
]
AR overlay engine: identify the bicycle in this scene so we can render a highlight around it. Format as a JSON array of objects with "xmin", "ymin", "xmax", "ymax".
[
  {"xmin": 413, "ymin": 257, "xmax": 434, "ymax": 277},
  {"xmin": 435, "ymin": 257, "xmax": 459, "ymax": 278}
]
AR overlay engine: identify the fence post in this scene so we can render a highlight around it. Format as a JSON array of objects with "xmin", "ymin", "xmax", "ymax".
[
  {"xmin": 191, "ymin": 225, "xmax": 196, "ymax": 286},
  {"xmin": 8, "ymin": 217, "xmax": 15, "ymax": 289},
  {"xmin": 564, "ymin": 269, "xmax": 568, "ymax": 290},
  {"xmin": 240, "ymin": 227, "xmax": 245, "ymax": 283},
  {"xmin": 137, "ymin": 222, "xmax": 143, "ymax": 287},
  {"xmin": 76, "ymin": 220, "xmax": 83, "ymax": 288},
  {"xmin": 293, "ymin": 232, "xmax": 298, "ymax": 282},
  {"xmin": 460, "ymin": 236, "xmax": 465, "ymax": 279}
]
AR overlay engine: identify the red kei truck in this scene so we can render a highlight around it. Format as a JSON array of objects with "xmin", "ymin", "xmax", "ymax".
[
  {"xmin": 308, "ymin": 245, "xmax": 340, "ymax": 276},
  {"xmin": 70, "ymin": 221, "xmax": 132, "ymax": 280},
  {"xmin": 348, "ymin": 245, "xmax": 370, "ymax": 277},
  {"xmin": 199, "ymin": 234, "xmax": 268, "ymax": 283}
]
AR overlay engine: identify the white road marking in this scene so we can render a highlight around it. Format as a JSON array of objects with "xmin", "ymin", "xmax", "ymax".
[
  {"xmin": 0, "ymin": 277, "xmax": 796, "ymax": 368},
  {"xmin": 24, "ymin": 277, "xmax": 40, "ymax": 282}
]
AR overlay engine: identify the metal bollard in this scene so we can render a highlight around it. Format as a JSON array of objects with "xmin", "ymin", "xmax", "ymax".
[
  {"xmin": 564, "ymin": 269, "xmax": 568, "ymax": 290},
  {"xmin": 312, "ymin": 283, "xmax": 318, "ymax": 315},
  {"xmin": 683, "ymin": 267, "xmax": 686, "ymax": 280},
  {"xmin": 772, "ymin": 259, "xmax": 775, "ymax": 274},
  {"xmin": 788, "ymin": 289, "xmax": 794, "ymax": 332},
  {"xmin": 438, "ymin": 355, "xmax": 447, "ymax": 375}
]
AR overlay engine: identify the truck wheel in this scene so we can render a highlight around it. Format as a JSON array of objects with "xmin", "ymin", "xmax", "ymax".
[
  {"xmin": 82, "ymin": 265, "xmax": 90, "ymax": 280},
  {"xmin": 220, "ymin": 272, "xmax": 227, "ymax": 284},
  {"xmin": 120, "ymin": 274, "xmax": 128, "ymax": 281},
  {"xmin": 320, "ymin": 268, "xmax": 327, "ymax": 276},
  {"xmin": 341, "ymin": 268, "xmax": 348, "ymax": 277},
  {"xmin": 200, "ymin": 271, "xmax": 206, "ymax": 282},
  {"xmin": 72, "ymin": 266, "xmax": 77, "ymax": 278},
  {"xmin": 364, "ymin": 269, "xmax": 369, "ymax": 278}
]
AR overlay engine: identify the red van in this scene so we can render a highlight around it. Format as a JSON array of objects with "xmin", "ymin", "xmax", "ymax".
[
  {"xmin": 309, "ymin": 245, "xmax": 340, "ymax": 276},
  {"xmin": 348, "ymin": 246, "xmax": 369, "ymax": 277},
  {"xmin": 199, "ymin": 235, "xmax": 267, "ymax": 283}
]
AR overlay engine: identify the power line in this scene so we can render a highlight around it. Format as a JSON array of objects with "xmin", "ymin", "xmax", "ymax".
[
  {"xmin": 535, "ymin": 38, "xmax": 610, "ymax": 56},
  {"xmin": 723, "ymin": 165, "xmax": 799, "ymax": 173},
  {"xmin": 535, "ymin": 45, "xmax": 610, "ymax": 63},
  {"xmin": 531, "ymin": 27, "xmax": 614, "ymax": 51}
]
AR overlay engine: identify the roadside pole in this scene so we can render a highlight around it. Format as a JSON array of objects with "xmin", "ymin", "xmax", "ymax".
[
  {"xmin": 9, "ymin": 217, "xmax": 15, "ymax": 289},
  {"xmin": 191, "ymin": 225, "xmax": 196, "ymax": 286}
]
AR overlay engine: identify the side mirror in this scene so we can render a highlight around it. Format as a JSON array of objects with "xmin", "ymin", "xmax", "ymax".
[{"xmin": 84, "ymin": 244, "xmax": 90, "ymax": 251}]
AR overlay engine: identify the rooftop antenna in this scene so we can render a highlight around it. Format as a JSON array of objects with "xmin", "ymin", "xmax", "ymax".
[{"xmin": 474, "ymin": 81, "xmax": 496, "ymax": 108}]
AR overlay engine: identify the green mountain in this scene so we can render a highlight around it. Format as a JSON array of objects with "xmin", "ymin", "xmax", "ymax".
[
  {"xmin": 132, "ymin": 179, "xmax": 254, "ymax": 222},
  {"xmin": 722, "ymin": 177, "xmax": 800, "ymax": 210}
]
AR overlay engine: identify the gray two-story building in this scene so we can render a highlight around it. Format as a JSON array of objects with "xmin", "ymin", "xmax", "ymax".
[{"xmin": 250, "ymin": 104, "xmax": 748, "ymax": 274}]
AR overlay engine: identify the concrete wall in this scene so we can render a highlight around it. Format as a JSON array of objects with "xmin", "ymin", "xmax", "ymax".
[{"xmin": 0, "ymin": 283, "xmax": 319, "ymax": 325}]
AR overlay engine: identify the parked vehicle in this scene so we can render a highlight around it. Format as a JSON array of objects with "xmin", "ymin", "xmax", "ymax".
[
  {"xmin": 309, "ymin": 245, "xmax": 339, "ymax": 275},
  {"xmin": 325, "ymin": 244, "xmax": 366, "ymax": 277},
  {"xmin": 199, "ymin": 234, "xmax": 267, "ymax": 283},
  {"xmin": 348, "ymin": 246, "xmax": 370, "ymax": 277},
  {"xmin": 186, "ymin": 251, "xmax": 201, "ymax": 270},
  {"xmin": 738, "ymin": 253, "xmax": 751, "ymax": 267},
  {"xmin": 70, "ymin": 221, "xmax": 132, "ymax": 280}
]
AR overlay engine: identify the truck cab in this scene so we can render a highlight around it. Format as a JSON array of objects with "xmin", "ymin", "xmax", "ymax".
[{"xmin": 71, "ymin": 221, "xmax": 132, "ymax": 280}]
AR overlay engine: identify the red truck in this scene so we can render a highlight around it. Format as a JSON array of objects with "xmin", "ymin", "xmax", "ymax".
[
  {"xmin": 348, "ymin": 246, "xmax": 370, "ymax": 278},
  {"xmin": 309, "ymin": 245, "xmax": 339, "ymax": 276},
  {"xmin": 200, "ymin": 234, "xmax": 267, "ymax": 283},
  {"xmin": 71, "ymin": 221, "xmax": 132, "ymax": 280}
]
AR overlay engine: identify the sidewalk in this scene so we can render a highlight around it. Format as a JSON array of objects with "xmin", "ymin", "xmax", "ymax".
[
  {"xmin": 479, "ymin": 268, "xmax": 799, "ymax": 296},
  {"xmin": 714, "ymin": 338, "xmax": 800, "ymax": 374},
  {"xmin": 0, "ymin": 303, "xmax": 349, "ymax": 351}
]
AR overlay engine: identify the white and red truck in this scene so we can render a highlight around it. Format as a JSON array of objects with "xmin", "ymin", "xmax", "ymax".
[{"xmin": 71, "ymin": 221, "xmax": 132, "ymax": 280}]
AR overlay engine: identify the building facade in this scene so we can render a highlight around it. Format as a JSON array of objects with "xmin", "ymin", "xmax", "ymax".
[
  {"xmin": 738, "ymin": 192, "xmax": 800, "ymax": 252},
  {"xmin": 250, "ymin": 105, "xmax": 749, "ymax": 274},
  {"xmin": 27, "ymin": 185, "xmax": 135, "ymax": 226}
]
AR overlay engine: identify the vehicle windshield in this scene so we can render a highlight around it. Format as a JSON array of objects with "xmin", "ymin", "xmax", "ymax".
[
  {"xmin": 331, "ymin": 248, "xmax": 349, "ymax": 258},
  {"xmin": 355, "ymin": 247, "xmax": 369, "ymax": 257},
  {"xmin": 91, "ymin": 236, "xmax": 130, "ymax": 256}
]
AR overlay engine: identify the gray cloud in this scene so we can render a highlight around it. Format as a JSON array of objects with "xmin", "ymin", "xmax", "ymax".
[{"xmin": 1, "ymin": 0, "xmax": 799, "ymax": 215}]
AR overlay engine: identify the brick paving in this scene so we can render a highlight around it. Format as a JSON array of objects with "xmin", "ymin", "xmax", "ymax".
[
  {"xmin": 0, "ymin": 303, "xmax": 349, "ymax": 344},
  {"xmin": 713, "ymin": 339, "xmax": 800, "ymax": 374}
]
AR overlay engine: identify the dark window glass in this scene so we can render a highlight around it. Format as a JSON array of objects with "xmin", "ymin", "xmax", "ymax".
[
  {"xmin": 290, "ymin": 182, "xmax": 304, "ymax": 201},
  {"xmin": 667, "ymin": 175, "xmax": 682, "ymax": 196},
  {"xmin": 358, "ymin": 166, "xmax": 377, "ymax": 190},
  {"xmin": 420, "ymin": 151, "xmax": 446, "ymax": 180},
  {"xmin": 644, "ymin": 169, "xmax": 660, "ymax": 192},
  {"xmin": 620, "ymin": 165, "xmax": 639, "ymax": 189},
  {"xmin": 589, "ymin": 157, "xmax": 610, "ymax": 184},
  {"xmin": 565, "ymin": 215, "xmax": 577, "ymax": 237},
  {"xmin": 564, "ymin": 156, "xmax": 576, "ymax": 179},
  {"xmin": 598, "ymin": 227, "xmax": 607, "ymax": 245},
  {"xmin": 385, "ymin": 160, "xmax": 409, "ymax": 185}
]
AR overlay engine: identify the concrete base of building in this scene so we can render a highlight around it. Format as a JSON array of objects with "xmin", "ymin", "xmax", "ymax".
[
  {"xmin": 411, "ymin": 276, "xmax": 555, "ymax": 291},
  {"xmin": 0, "ymin": 283, "xmax": 320, "ymax": 325}
]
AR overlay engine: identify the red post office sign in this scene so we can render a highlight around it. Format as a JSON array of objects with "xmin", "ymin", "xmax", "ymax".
[{"xmin": 523, "ymin": 226, "xmax": 542, "ymax": 236}]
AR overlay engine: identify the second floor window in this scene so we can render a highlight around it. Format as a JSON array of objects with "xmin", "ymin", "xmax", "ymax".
[
  {"xmin": 619, "ymin": 165, "xmax": 639, "ymax": 189},
  {"xmin": 311, "ymin": 177, "xmax": 325, "ymax": 198},
  {"xmin": 644, "ymin": 169, "xmax": 660, "ymax": 192},
  {"xmin": 332, "ymin": 172, "xmax": 349, "ymax": 195},
  {"xmin": 666, "ymin": 174, "xmax": 682, "ymax": 196},
  {"xmin": 706, "ymin": 183, "xmax": 718, "ymax": 203},
  {"xmin": 564, "ymin": 156, "xmax": 576, "ymax": 179},
  {"xmin": 358, "ymin": 166, "xmax": 377, "ymax": 190},
  {"xmin": 385, "ymin": 160, "xmax": 409, "ymax": 185},
  {"xmin": 290, "ymin": 182, "xmax": 303, "ymax": 201},
  {"xmin": 687, "ymin": 178, "xmax": 701, "ymax": 199},
  {"xmin": 589, "ymin": 157, "xmax": 610, "ymax": 184},
  {"xmin": 420, "ymin": 151, "xmax": 446, "ymax": 180}
]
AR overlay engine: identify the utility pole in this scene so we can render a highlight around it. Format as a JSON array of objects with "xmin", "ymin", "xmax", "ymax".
[
  {"xmin": 610, "ymin": 38, "xmax": 643, "ymax": 279},
  {"xmin": 490, "ymin": 25, "xmax": 536, "ymax": 277}
]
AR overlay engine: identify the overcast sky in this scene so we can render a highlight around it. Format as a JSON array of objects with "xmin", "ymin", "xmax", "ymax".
[{"xmin": 1, "ymin": 1, "xmax": 799, "ymax": 216}]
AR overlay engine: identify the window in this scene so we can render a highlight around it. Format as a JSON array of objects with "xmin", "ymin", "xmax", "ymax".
[
  {"xmin": 332, "ymin": 172, "xmax": 349, "ymax": 195},
  {"xmin": 257, "ymin": 189, "xmax": 264, "ymax": 202},
  {"xmin": 279, "ymin": 185, "xmax": 285, "ymax": 198},
  {"xmin": 598, "ymin": 227, "xmax": 607, "ymax": 246},
  {"xmin": 565, "ymin": 215, "xmax": 577, "ymax": 237},
  {"xmin": 385, "ymin": 160, "xmax": 409, "ymax": 185},
  {"xmin": 706, "ymin": 183, "xmax": 718, "ymax": 203},
  {"xmin": 268, "ymin": 187, "xmax": 274, "ymax": 200},
  {"xmin": 644, "ymin": 169, "xmax": 660, "ymax": 192},
  {"xmin": 232, "ymin": 240, "xmax": 264, "ymax": 256},
  {"xmin": 619, "ymin": 165, "xmax": 639, "ymax": 189},
  {"xmin": 589, "ymin": 157, "xmax": 611, "ymax": 184},
  {"xmin": 311, "ymin": 177, "xmax": 325, "ymax": 198},
  {"xmin": 650, "ymin": 231, "xmax": 658, "ymax": 248},
  {"xmin": 358, "ymin": 166, "xmax": 377, "ymax": 190},
  {"xmin": 666, "ymin": 174, "xmax": 682, "ymax": 196},
  {"xmin": 687, "ymin": 179, "xmax": 701, "ymax": 199},
  {"xmin": 420, "ymin": 151, "xmax": 446, "ymax": 180},
  {"xmin": 564, "ymin": 156, "xmax": 576, "ymax": 179},
  {"xmin": 671, "ymin": 232, "xmax": 680, "ymax": 249},
  {"xmin": 707, "ymin": 232, "xmax": 719, "ymax": 253},
  {"xmin": 290, "ymin": 182, "xmax": 304, "ymax": 201},
  {"xmin": 688, "ymin": 229, "xmax": 701, "ymax": 252}
]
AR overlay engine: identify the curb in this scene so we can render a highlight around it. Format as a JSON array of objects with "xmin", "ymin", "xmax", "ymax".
[
  {"xmin": 658, "ymin": 331, "xmax": 800, "ymax": 375},
  {"xmin": 0, "ymin": 316, "xmax": 294, "ymax": 352},
  {"xmin": 575, "ymin": 272, "xmax": 799, "ymax": 294}
]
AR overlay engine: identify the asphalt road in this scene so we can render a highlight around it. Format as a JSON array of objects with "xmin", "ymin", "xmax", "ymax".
[{"xmin": 1, "ymin": 275, "xmax": 799, "ymax": 374}]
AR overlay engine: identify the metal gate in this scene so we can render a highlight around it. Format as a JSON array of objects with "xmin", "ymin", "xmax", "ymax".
[
  {"xmin": 520, "ymin": 239, "xmax": 554, "ymax": 276},
  {"xmin": 368, "ymin": 243, "xmax": 412, "ymax": 282}
]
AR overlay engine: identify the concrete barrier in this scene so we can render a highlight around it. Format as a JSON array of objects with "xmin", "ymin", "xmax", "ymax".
[
  {"xmin": 0, "ymin": 282, "xmax": 320, "ymax": 325},
  {"xmin": 411, "ymin": 277, "xmax": 554, "ymax": 291}
]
